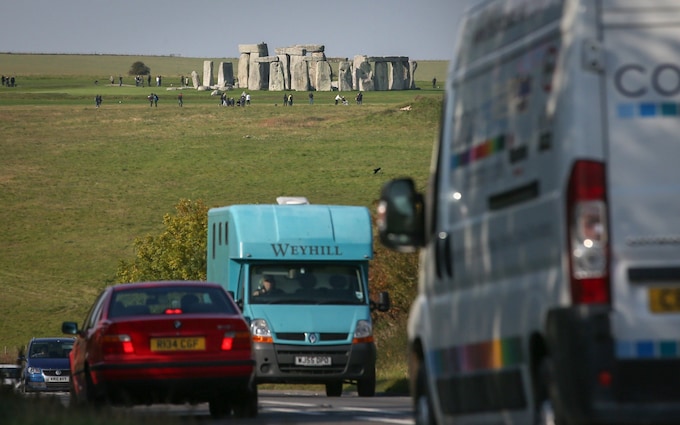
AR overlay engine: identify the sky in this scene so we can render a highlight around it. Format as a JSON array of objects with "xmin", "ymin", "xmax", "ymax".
[{"xmin": 0, "ymin": 0, "xmax": 475, "ymax": 61}]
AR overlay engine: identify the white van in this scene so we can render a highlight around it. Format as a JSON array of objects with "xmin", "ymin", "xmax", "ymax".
[{"xmin": 377, "ymin": 1, "xmax": 680, "ymax": 424}]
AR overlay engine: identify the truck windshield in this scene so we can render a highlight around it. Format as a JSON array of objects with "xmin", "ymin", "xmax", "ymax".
[{"xmin": 249, "ymin": 264, "xmax": 366, "ymax": 305}]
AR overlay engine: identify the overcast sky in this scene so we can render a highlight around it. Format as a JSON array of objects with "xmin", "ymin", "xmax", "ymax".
[{"xmin": 0, "ymin": 0, "xmax": 475, "ymax": 60}]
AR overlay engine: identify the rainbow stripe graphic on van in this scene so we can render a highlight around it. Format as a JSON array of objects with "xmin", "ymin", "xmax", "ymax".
[
  {"xmin": 616, "ymin": 340, "xmax": 680, "ymax": 359},
  {"xmin": 450, "ymin": 134, "xmax": 510, "ymax": 170},
  {"xmin": 617, "ymin": 102, "xmax": 680, "ymax": 118},
  {"xmin": 428, "ymin": 336, "xmax": 524, "ymax": 376}
]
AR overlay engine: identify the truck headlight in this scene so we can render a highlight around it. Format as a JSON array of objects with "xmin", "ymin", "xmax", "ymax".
[
  {"xmin": 353, "ymin": 320, "xmax": 374, "ymax": 343},
  {"xmin": 250, "ymin": 318, "xmax": 273, "ymax": 343}
]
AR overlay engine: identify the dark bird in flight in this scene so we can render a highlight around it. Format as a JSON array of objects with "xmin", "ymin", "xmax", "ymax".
[{"xmin": 373, "ymin": 167, "xmax": 382, "ymax": 174}]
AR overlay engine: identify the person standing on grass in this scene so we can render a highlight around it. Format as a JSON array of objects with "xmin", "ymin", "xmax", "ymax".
[
  {"xmin": 178, "ymin": 92, "xmax": 183, "ymax": 107},
  {"xmin": 283, "ymin": 93, "xmax": 288, "ymax": 106},
  {"xmin": 309, "ymin": 92, "xmax": 314, "ymax": 104},
  {"xmin": 153, "ymin": 93, "xmax": 159, "ymax": 107}
]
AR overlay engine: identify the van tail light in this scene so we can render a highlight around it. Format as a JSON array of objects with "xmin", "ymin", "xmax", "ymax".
[
  {"xmin": 102, "ymin": 334, "xmax": 134, "ymax": 355},
  {"xmin": 221, "ymin": 331, "xmax": 252, "ymax": 351},
  {"xmin": 566, "ymin": 160, "xmax": 610, "ymax": 304}
]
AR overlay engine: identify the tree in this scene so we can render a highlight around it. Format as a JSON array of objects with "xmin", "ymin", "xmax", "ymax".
[
  {"xmin": 129, "ymin": 61, "xmax": 151, "ymax": 76},
  {"xmin": 117, "ymin": 199, "xmax": 208, "ymax": 283}
]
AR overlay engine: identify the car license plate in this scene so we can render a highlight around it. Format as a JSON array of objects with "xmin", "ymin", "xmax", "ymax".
[
  {"xmin": 295, "ymin": 356, "xmax": 331, "ymax": 366},
  {"xmin": 150, "ymin": 337, "xmax": 206, "ymax": 351},
  {"xmin": 46, "ymin": 376, "xmax": 69, "ymax": 383},
  {"xmin": 649, "ymin": 287, "xmax": 680, "ymax": 313}
]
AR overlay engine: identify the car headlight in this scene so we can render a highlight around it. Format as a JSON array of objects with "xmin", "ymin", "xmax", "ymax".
[{"xmin": 27, "ymin": 367, "xmax": 42, "ymax": 374}]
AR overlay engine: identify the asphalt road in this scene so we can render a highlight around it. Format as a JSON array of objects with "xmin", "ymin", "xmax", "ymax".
[{"xmin": 48, "ymin": 389, "xmax": 414, "ymax": 425}]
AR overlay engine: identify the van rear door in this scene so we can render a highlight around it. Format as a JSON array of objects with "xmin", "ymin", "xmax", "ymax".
[{"xmin": 603, "ymin": 1, "xmax": 680, "ymax": 344}]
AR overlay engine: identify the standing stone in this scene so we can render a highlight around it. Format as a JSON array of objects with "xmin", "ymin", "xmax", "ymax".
[
  {"xmin": 269, "ymin": 62, "xmax": 285, "ymax": 91},
  {"xmin": 277, "ymin": 54, "xmax": 291, "ymax": 90},
  {"xmin": 191, "ymin": 70, "xmax": 200, "ymax": 88},
  {"xmin": 338, "ymin": 61, "xmax": 353, "ymax": 91},
  {"xmin": 354, "ymin": 56, "xmax": 374, "ymax": 91},
  {"xmin": 374, "ymin": 61, "xmax": 388, "ymax": 91},
  {"xmin": 387, "ymin": 60, "xmax": 407, "ymax": 90},
  {"xmin": 203, "ymin": 61, "xmax": 214, "ymax": 87},
  {"xmin": 409, "ymin": 60, "xmax": 418, "ymax": 89},
  {"xmin": 315, "ymin": 61, "xmax": 332, "ymax": 92},
  {"xmin": 238, "ymin": 53, "xmax": 250, "ymax": 89},
  {"xmin": 218, "ymin": 62, "xmax": 234, "ymax": 88},
  {"xmin": 290, "ymin": 56, "xmax": 309, "ymax": 91}
]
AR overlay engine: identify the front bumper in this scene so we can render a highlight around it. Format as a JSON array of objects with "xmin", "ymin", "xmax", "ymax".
[{"xmin": 253, "ymin": 341, "xmax": 376, "ymax": 384}]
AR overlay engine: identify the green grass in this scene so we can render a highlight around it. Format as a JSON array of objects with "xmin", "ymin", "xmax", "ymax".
[{"xmin": 0, "ymin": 55, "xmax": 442, "ymax": 401}]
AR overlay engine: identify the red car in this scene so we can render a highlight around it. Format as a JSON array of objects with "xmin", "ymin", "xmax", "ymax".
[{"xmin": 62, "ymin": 281, "xmax": 257, "ymax": 418}]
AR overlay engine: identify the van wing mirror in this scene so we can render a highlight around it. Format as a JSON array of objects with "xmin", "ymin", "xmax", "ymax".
[
  {"xmin": 370, "ymin": 291, "xmax": 390, "ymax": 312},
  {"xmin": 377, "ymin": 178, "xmax": 425, "ymax": 252}
]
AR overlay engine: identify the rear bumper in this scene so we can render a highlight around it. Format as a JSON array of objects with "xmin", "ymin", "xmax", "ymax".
[
  {"xmin": 546, "ymin": 306, "xmax": 680, "ymax": 425},
  {"xmin": 87, "ymin": 360, "xmax": 255, "ymax": 403},
  {"xmin": 253, "ymin": 341, "xmax": 376, "ymax": 384}
]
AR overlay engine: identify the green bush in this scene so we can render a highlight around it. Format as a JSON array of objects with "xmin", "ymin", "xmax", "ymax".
[
  {"xmin": 128, "ymin": 61, "xmax": 150, "ymax": 76},
  {"xmin": 117, "ymin": 199, "xmax": 208, "ymax": 282}
]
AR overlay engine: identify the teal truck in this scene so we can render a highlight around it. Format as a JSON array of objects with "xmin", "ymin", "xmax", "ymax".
[{"xmin": 206, "ymin": 197, "xmax": 389, "ymax": 397}]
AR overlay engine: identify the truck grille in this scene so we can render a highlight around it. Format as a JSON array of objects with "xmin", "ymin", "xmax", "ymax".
[{"xmin": 275, "ymin": 332, "xmax": 349, "ymax": 342}]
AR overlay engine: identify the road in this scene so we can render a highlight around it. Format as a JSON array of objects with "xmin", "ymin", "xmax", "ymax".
[{"xmin": 49, "ymin": 389, "xmax": 414, "ymax": 425}]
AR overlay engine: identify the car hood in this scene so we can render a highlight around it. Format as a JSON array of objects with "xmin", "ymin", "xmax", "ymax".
[{"xmin": 26, "ymin": 358, "xmax": 70, "ymax": 369}]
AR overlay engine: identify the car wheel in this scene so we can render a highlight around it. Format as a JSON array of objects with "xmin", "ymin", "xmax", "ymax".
[
  {"xmin": 83, "ymin": 369, "xmax": 105, "ymax": 408},
  {"xmin": 233, "ymin": 385, "xmax": 258, "ymax": 418},
  {"xmin": 325, "ymin": 381, "xmax": 343, "ymax": 397},
  {"xmin": 209, "ymin": 398, "xmax": 232, "ymax": 418},
  {"xmin": 414, "ymin": 364, "xmax": 435, "ymax": 425},
  {"xmin": 357, "ymin": 369, "xmax": 376, "ymax": 397}
]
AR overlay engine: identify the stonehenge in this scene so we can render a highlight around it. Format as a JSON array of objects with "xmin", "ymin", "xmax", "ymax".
[{"xmin": 190, "ymin": 42, "xmax": 418, "ymax": 92}]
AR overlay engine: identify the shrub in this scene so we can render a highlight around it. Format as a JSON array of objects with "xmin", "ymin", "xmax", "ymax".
[
  {"xmin": 128, "ymin": 61, "xmax": 150, "ymax": 76},
  {"xmin": 117, "ymin": 199, "xmax": 208, "ymax": 282}
]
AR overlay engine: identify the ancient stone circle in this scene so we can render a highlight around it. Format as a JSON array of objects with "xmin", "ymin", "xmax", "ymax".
[{"xmin": 194, "ymin": 42, "xmax": 417, "ymax": 92}]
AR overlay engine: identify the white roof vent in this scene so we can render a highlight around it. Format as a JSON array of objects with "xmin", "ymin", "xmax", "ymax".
[{"xmin": 276, "ymin": 196, "xmax": 310, "ymax": 205}]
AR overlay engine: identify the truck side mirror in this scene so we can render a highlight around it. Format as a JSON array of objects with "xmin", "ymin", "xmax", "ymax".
[
  {"xmin": 371, "ymin": 291, "xmax": 390, "ymax": 312},
  {"xmin": 377, "ymin": 178, "xmax": 425, "ymax": 252},
  {"xmin": 378, "ymin": 291, "xmax": 390, "ymax": 312}
]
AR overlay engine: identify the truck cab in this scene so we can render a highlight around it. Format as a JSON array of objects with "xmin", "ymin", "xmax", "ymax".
[{"xmin": 207, "ymin": 197, "xmax": 389, "ymax": 397}]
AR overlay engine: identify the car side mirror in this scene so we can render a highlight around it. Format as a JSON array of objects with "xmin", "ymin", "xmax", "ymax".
[
  {"xmin": 377, "ymin": 178, "xmax": 425, "ymax": 252},
  {"xmin": 61, "ymin": 321, "xmax": 80, "ymax": 336}
]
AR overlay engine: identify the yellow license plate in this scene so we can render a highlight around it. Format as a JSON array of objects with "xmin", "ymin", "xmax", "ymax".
[
  {"xmin": 649, "ymin": 287, "xmax": 680, "ymax": 313},
  {"xmin": 150, "ymin": 337, "xmax": 206, "ymax": 351}
]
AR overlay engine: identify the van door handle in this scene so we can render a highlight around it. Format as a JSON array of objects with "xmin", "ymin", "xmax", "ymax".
[{"xmin": 435, "ymin": 232, "xmax": 453, "ymax": 279}]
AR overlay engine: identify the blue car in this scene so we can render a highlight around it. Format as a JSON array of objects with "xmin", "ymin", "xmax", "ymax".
[{"xmin": 20, "ymin": 337, "xmax": 74, "ymax": 392}]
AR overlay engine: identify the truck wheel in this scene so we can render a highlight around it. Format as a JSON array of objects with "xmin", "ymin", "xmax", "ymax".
[
  {"xmin": 535, "ymin": 358, "xmax": 565, "ymax": 425},
  {"xmin": 415, "ymin": 364, "xmax": 435, "ymax": 425},
  {"xmin": 357, "ymin": 369, "xmax": 376, "ymax": 397},
  {"xmin": 326, "ymin": 381, "xmax": 343, "ymax": 397}
]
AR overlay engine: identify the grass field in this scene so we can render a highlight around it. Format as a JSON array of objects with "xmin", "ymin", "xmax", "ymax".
[{"xmin": 0, "ymin": 54, "xmax": 443, "ymax": 393}]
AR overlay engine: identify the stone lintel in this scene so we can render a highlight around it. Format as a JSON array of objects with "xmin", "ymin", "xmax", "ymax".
[
  {"xmin": 238, "ymin": 43, "xmax": 268, "ymax": 54},
  {"xmin": 275, "ymin": 47, "xmax": 307, "ymax": 56},
  {"xmin": 254, "ymin": 56, "xmax": 280, "ymax": 63}
]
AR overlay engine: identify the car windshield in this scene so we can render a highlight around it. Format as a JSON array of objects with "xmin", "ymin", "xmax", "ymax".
[
  {"xmin": 29, "ymin": 340, "xmax": 73, "ymax": 359},
  {"xmin": 249, "ymin": 264, "xmax": 366, "ymax": 305},
  {"xmin": 109, "ymin": 285, "xmax": 237, "ymax": 318}
]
